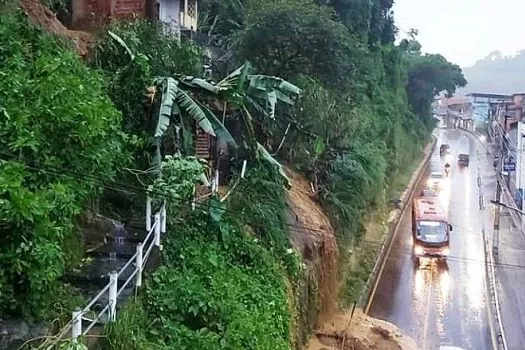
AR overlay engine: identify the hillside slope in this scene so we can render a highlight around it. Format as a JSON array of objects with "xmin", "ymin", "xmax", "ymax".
[{"xmin": 285, "ymin": 169, "xmax": 418, "ymax": 349}]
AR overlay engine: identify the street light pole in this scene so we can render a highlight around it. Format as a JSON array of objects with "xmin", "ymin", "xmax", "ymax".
[{"xmin": 493, "ymin": 121, "xmax": 505, "ymax": 258}]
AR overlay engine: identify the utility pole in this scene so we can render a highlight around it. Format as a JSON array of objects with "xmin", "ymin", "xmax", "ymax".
[
  {"xmin": 494, "ymin": 135, "xmax": 503, "ymax": 259},
  {"xmin": 493, "ymin": 111, "xmax": 506, "ymax": 259}
]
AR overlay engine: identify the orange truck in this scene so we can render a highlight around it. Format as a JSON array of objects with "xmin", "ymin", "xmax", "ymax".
[{"xmin": 411, "ymin": 196, "xmax": 452, "ymax": 264}]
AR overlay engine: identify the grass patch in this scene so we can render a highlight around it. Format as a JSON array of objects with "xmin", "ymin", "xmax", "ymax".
[
  {"xmin": 338, "ymin": 150, "xmax": 426, "ymax": 308},
  {"xmin": 102, "ymin": 166, "xmax": 297, "ymax": 350},
  {"xmin": 387, "ymin": 155, "xmax": 424, "ymax": 200}
]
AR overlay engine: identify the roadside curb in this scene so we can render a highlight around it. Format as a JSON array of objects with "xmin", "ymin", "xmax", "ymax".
[
  {"xmin": 483, "ymin": 224, "xmax": 508, "ymax": 350},
  {"xmin": 360, "ymin": 135, "xmax": 437, "ymax": 313}
]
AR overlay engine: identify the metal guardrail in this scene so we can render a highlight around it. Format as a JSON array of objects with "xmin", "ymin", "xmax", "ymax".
[{"xmin": 54, "ymin": 199, "xmax": 166, "ymax": 343}]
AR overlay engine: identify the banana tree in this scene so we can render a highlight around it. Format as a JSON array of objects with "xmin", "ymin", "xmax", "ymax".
[
  {"xmin": 150, "ymin": 77, "xmax": 238, "ymax": 190},
  {"xmin": 153, "ymin": 76, "xmax": 236, "ymax": 145},
  {"xmin": 179, "ymin": 62, "xmax": 301, "ymax": 120},
  {"xmin": 152, "ymin": 62, "xmax": 301, "ymax": 186},
  {"xmin": 176, "ymin": 62, "xmax": 301, "ymax": 184}
]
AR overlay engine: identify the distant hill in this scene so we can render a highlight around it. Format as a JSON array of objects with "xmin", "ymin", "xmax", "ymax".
[{"xmin": 458, "ymin": 50, "xmax": 525, "ymax": 95}]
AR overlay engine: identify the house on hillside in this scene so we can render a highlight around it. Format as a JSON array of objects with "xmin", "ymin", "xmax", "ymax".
[{"xmin": 71, "ymin": 0, "xmax": 198, "ymax": 36}]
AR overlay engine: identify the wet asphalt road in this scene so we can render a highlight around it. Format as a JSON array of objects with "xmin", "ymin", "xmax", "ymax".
[{"xmin": 369, "ymin": 128, "xmax": 495, "ymax": 350}]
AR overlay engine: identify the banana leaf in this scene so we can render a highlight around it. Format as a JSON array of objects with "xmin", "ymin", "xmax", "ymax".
[
  {"xmin": 198, "ymin": 103, "xmax": 238, "ymax": 150},
  {"xmin": 179, "ymin": 76, "xmax": 221, "ymax": 94},
  {"xmin": 257, "ymin": 142, "xmax": 291, "ymax": 188},
  {"xmin": 154, "ymin": 77, "xmax": 178, "ymax": 138},
  {"xmin": 175, "ymin": 88, "xmax": 216, "ymax": 136},
  {"xmin": 108, "ymin": 30, "xmax": 135, "ymax": 61}
]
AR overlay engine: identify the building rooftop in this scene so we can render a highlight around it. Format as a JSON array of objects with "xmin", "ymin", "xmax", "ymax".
[{"xmin": 466, "ymin": 93, "xmax": 512, "ymax": 99}]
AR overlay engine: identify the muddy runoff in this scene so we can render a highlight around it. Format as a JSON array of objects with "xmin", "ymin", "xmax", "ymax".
[{"xmin": 284, "ymin": 163, "xmax": 422, "ymax": 349}]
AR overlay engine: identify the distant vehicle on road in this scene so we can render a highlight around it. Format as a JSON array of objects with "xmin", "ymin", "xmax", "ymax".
[
  {"xmin": 420, "ymin": 188, "xmax": 438, "ymax": 197},
  {"xmin": 439, "ymin": 144, "xmax": 451, "ymax": 156},
  {"xmin": 458, "ymin": 154, "xmax": 469, "ymax": 166},
  {"xmin": 411, "ymin": 196, "xmax": 452, "ymax": 264},
  {"xmin": 428, "ymin": 172, "xmax": 445, "ymax": 189}
]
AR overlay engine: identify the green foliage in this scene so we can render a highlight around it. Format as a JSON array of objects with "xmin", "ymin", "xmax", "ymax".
[
  {"xmin": 0, "ymin": 10, "xmax": 128, "ymax": 317},
  {"xmin": 149, "ymin": 155, "xmax": 207, "ymax": 212},
  {"xmin": 89, "ymin": 19, "xmax": 202, "ymax": 168},
  {"xmin": 237, "ymin": 0, "xmax": 368, "ymax": 91},
  {"xmin": 153, "ymin": 62, "xmax": 300, "ymax": 176},
  {"xmin": 92, "ymin": 19, "xmax": 201, "ymax": 77},
  {"xmin": 401, "ymin": 36, "xmax": 467, "ymax": 125},
  {"xmin": 228, "ymin": 166, "xmax": 287, "ymax": 246},
  {"xmin": 321, "ymin": 141, "xmax": 387, "ymax": 235},
  {"xmin": 103, "ymin": 301, "xmax": 161, "ymax": 350},
  {"xmin": 199, "ymin": 0, "xmax": 245, "ymax": 48},
  {"xmin": 106, "ymin": 212, "xmax": 292, "ymax": 349}
]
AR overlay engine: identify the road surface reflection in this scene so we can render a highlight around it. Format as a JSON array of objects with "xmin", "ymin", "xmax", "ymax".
[{"xmin": 368, "ymin": 128, "xmax": 492, "ymax": 350}]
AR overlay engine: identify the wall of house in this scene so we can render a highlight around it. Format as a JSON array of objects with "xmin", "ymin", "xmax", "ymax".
[
  {"xmin": 71, "ymin": 0, "xmax": 147, "ymax": 28},
  {"xmin": 158, "ymin": 0, "xmax": 180, "ymax": 34},
  {"xmin": 512, "ymin": 94, "xmax": 525, "ymax": 121},
  {"xmin": 114, "ymin": 0, "xmax": 146, "ymax": 16}
]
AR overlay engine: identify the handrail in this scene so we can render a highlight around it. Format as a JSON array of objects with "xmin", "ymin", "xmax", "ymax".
[
  {"xmin": 63, "ymin": 199, "xmax": 167, "ymax": 343},
  {"xmin": 83, "ymin": 283, "xmax": 111, "ymax": 314}
]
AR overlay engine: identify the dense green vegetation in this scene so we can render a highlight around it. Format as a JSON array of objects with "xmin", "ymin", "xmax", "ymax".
[
  {"xmin": 0, "ymin": 9, "xmax": 128, "ymax": 318},
  {"xmin": 104, "ymin": 160, "xmax": 295, "ymax": 349},
  {"xmin": 0, "ymin": 0, "xmax": 467, "ymax": 348}
]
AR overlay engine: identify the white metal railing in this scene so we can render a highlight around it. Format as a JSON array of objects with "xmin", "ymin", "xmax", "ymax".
[{"xmin": 56, "ymin": 198, "xmax": 166, "ymax": 343}]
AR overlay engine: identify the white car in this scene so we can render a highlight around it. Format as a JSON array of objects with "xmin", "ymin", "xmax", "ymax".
[{"xmin": 427, "ymin": 172, "xmax": 445, "ymax": 188}]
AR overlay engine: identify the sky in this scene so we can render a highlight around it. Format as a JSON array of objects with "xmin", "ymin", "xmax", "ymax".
[{"xmin": 393, "ymin": 0, "xmax": 525, "ymax": 68}]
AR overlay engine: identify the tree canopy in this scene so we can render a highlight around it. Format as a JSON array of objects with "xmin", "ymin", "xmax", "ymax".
[
  {"xmin": 0, "ymin": 9, "xmax": 128, "ymax": 317},
  {"xmin": 401, "ymin": 36, "xmax": 467, "ymax": 124}
]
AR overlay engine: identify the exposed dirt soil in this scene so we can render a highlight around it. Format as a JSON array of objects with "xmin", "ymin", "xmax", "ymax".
[
  {"xmin": 19, "ymin": 0, "xmax": 93, "ymax": 56},
  {"xmin": 285, "ymin": 169, "xmax": 339, "ymax": 323},
  {"xmin": 306, "ymin": 310, "xmax": 418, "ymax": 350}
]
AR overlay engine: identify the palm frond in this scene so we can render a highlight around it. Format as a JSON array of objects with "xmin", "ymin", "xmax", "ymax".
[
  {"xmin": 198, "ymin": 103, "xmax": 238, "ymax": 149},
  {"xmin": 179, "ymin": 76, "xmax": 221, "ymax": 94},
  {"xmin": 217, "ymin": 61, "xmax": 255, "ymax": 90},
  {"xmin": 154, "ymin": 77, "xmax": 178, "ymax": 138},
  {"xmin": 108, "ymin": 30, "xmax": 135, "ymax": 61},
  {"xmin": 175, "ymin": 89, "xmax": 216, "ymax": 136},
  {"xmin": 257, "ymin": 142, "xmax": 291, "ymax": 188},
  {"xmin": 247, "ymin": 75, "xmax": 302, "ymax": 103},
  {"xmin": 244, "ymin": 75, "xmax": 302, "ymax": 119}
]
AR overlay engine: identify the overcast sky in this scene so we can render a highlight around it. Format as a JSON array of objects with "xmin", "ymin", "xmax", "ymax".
[{"xmin": 393, "ymin": 0, "xmax": 525, "ymax": 68}]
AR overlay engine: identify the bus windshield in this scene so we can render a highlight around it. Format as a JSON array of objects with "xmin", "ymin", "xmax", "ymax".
[{"xmin": 416, "ymin": 220, "xmax": 447, "ymax": 243}]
